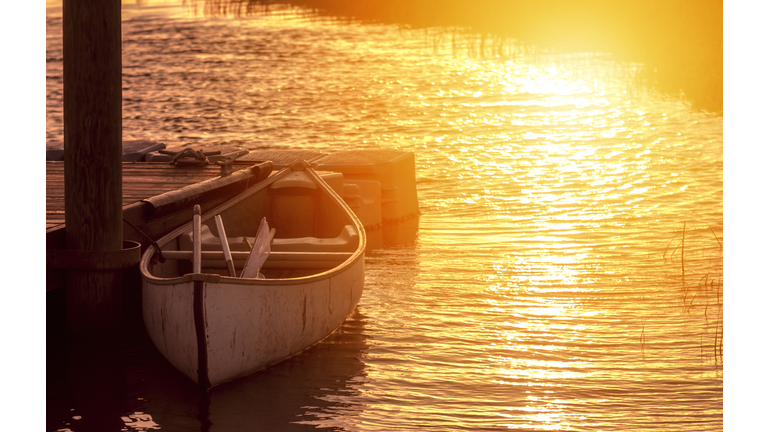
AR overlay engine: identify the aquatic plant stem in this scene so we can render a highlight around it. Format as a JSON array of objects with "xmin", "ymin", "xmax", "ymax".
[
  {"xmin": 663, "ymin": 234, "xmax": 677, "ymax": 259},
  {"xmin": 718, "ymin": 279, "xmax": 723, "ymax": 359},
  {"xmin": 640, "ymin": 319, "xmax": 646, "ymax": 361},
  {"xmin": 709, "ymin": 225, "xmax": 722, "ymax": 250},
  {"xmin": 714, "ymin": 278, "xmax": 719, "ymax": 361},
  {"xmin": 682, "ymin": 221, "xmax": 686, "ymax": 280}
]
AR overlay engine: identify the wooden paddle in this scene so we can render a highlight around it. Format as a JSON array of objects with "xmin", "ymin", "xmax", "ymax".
[
  {"xmin": 193, "ymin": 205, "xmax": 201, "ymax": 274},
  {"xmin": 240, "ymin": 217, "xmax": 271, "ymax": 279},
  {"xmin": 214, "ymin": 215, "xmax": 237, "ymax": 277}
]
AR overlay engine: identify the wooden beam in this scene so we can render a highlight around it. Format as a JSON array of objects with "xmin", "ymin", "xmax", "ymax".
[{"xmin": 63, "ymin": 0, "xmax": 123, "ymax": 338}]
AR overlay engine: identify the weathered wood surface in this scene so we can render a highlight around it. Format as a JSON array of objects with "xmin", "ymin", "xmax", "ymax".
[{"xmin": 46, "ymin": 161, "xmax": 263, "ymax": 231}]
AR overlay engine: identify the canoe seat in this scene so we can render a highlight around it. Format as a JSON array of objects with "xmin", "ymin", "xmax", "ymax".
[
  {"xmin": 271, "ymin": 225, "xmax": 358, "ymax": 253},
  {"xmin": 162, "ymin": 250, "xmax": 353, "ymax": 271},
  {"xmin": 179, "ymin": 224, "xmax": 275, "ymax": 252},
  {"xmin": 179, "ymin": 224, "xmax": 358, "ymax": 253}
]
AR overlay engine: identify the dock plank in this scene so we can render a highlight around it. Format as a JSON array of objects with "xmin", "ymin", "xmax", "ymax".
[{"xmin": 46, "ymin": 161, "xmax": 264, "ymax": 231}]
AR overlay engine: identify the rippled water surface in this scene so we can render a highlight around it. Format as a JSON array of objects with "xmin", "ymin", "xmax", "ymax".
[{"xmin": 47, "ymin": 2, "xmax": 723, "ymax": 431}]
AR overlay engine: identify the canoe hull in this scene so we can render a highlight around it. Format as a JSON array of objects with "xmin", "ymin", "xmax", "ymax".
[{"xmin": 142, "ymin": 257, "xmax": 364, "ymax": 387}]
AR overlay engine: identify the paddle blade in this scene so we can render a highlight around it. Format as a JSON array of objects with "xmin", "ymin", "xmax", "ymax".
[{"xmin": 240, "ymin": 217, "xmax": 270, "ymax": 279}]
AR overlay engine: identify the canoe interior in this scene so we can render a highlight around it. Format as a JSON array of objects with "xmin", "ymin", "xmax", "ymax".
[{"xmin": 146, "ymin": 168, "xmax": 359, "ymax": 281}]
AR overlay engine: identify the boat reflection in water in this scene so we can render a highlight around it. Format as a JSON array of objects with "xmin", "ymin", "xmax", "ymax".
[
  {"xmin": 48, "ymin": 307, "xmax": 370, "ymax": 431},
  {"xmin": 138, "ymin": 309, "xmax": 370, "ymax": 431},
  {"xmin": 206, "ymin": 310, "xmax": 369, "ymax": 431}
]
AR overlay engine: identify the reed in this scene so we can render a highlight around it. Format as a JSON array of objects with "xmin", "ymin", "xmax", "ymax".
[
  {"xmin": 709, "ymin": 225, "xmax": 723, "ymax": 250},
  {"xmin": 681, "ymin": 221, "xmax": 685, "ymax": 280},
  {"xmin": 665, "ymin": 223, "xmax": 723, "ymax": 364},
  {"xmin": 709, "ymin": 280, "xmax": 723, "ymax": 362},
  {"xmin": 701, "ymin": 273, "xmax": 710, "ymax": 321},
  {"xmin": 663, "ymin": 234, "xmax": 679, "ymax": 260},
  {"xmin": 640, "ymin": 319, "xmax": 646, "ymax": 361}
]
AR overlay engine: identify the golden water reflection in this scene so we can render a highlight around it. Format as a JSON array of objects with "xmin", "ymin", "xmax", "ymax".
[
  {"xmin": 396, "ymin": 48, "xmax": 720, "ymax": 429},
  {"xmin": 376, "ymin": 45, "xmax": 720, "ymax": 427},
  {"xmin": 45, "ymin": 2, "xmax": 722, "ymax": 429}
]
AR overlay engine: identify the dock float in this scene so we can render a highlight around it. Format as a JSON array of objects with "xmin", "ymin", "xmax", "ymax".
[{"xmin": 316, "ymin": 149, "xmax": 420, "ymax": 229}]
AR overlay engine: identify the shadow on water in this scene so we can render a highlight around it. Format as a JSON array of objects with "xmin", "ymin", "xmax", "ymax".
[
  {"xmin": 47, "ymin": 285, "xmax": 139, "ymax": 432},
  {"xmin": 366, "ymin": 217, "xmax": 420, "ymax": 252},
  {"xmin": 182, "ymin": 0, "xmax": 722, "ymax": 112},
  {"xmin": 206, "ymin": 311, "xmax": 369, "ymax": 431},
  {"xmin": 47, "ymin": 290, "xmax": 371, "ymax": 431}
]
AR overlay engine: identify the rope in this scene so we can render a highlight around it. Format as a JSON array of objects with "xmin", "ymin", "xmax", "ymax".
[{"xmin": 123, "ymin": 217, "xmax": 165, "ymax": 263}]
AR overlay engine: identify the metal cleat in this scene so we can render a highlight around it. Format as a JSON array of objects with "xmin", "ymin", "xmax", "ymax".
[
  {"xmin": 162, "ymin": 148, "xmax": 220, "ymax": 166},
  {"xmin": 215, "ymin": 150, "xmax": 249, "ymax": 176}
]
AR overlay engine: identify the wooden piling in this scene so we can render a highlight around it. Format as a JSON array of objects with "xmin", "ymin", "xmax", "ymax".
[{"xmin": 63, "ymin": 0, "xmax": 123, "ymax": 338}]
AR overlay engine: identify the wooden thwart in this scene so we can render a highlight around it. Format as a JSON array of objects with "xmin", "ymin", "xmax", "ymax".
[
  {"xmin": 162, "ymin": 250, "xmax": 352, "ymax": 261},
  {"xmin": 162, "ymin": 250, "xmax": 353, "ymax": 270}
]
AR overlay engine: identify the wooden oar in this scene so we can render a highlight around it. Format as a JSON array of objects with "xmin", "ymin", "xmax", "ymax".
[
  {"xmin": 193, "ymin": 205, "xmax": 201, "ymax": 274},
  {"xmin": 214, "ymin": 215, "xmax": 237, "ymax": 277}
]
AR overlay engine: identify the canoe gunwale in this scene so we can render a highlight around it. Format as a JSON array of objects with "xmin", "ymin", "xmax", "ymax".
[{"xmin": 140, "ymin": 164, "xmax": 367, "ymax": 286}]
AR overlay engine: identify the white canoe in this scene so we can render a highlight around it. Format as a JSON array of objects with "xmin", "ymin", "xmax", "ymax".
[{"xmin": 139, "ymin": 161, "xmax": 366, "ymax": 389}]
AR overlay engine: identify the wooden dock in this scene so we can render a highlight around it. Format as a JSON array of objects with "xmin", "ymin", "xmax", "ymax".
[
  {"xmin": 46, "ymin": 161, "xmax": 261, "ymax": 231},
  {"xmin": 46, "ymin": 160, "xmax": 274, "ymax": 290}
]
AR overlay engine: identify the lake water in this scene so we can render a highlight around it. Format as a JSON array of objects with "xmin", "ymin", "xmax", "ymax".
[{"xmin": 46, "ymin": 2, "xmax": 723, "ymax": 431}]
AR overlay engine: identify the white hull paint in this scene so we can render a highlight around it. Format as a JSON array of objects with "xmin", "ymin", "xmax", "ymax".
[{"xmin": 141, "ymin": 163, "xmax": 366, "ymax": 388}]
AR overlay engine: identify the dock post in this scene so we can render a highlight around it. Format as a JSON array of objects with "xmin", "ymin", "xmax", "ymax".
[{"xmin": 63, "ymin": 0, "xmax": 123, "ymax": 338}]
